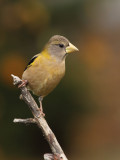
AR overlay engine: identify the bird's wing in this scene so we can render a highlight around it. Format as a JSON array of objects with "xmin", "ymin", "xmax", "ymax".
[{"xmin": 24, "ymin": 54, "xmax": 39, "ymax": 71}]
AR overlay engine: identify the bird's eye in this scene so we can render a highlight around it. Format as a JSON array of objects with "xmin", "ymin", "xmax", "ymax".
[{"xmin": 59, "ymin": 44, "xmax": 64, "ymax": 48}]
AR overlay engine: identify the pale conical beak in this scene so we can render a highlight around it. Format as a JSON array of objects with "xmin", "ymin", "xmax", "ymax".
[{"xmin": 66, "ymin": 42, "xmax": 79, "ymax": 53}]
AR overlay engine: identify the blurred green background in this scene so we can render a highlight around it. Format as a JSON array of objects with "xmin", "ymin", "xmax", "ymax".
[{"xmin": 0, "ymin": 0, "xmax": 120, "ymax": 159}]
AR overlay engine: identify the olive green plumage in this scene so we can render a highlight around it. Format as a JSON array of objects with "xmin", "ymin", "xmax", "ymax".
[{"xmin": 22, "ymin": 35, "xmax": 78, "ymax": 98}]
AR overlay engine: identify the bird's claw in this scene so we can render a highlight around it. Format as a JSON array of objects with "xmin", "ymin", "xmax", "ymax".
[
  {"xmin": 40, "ymin": 106, "xmax": 45, "ymax": 117},
  {"xmin": 18, "ymin": 80, "xmax": 28, "ymax": 88}
]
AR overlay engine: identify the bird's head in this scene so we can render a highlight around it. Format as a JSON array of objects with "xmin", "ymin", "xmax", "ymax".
[{"xmin": 45, "ymin": 35, "xmax": 79, "ymax": 60}]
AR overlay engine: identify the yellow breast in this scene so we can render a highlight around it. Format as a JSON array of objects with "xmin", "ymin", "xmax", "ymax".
[{"xmin": 22, "ymin": 51, "xmax": 65, "ymax": 97}]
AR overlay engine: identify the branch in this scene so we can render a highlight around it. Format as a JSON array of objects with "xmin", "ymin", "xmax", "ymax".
[
  {"xmin": 11, "ymin": 74, "xmax": 68, "ymax": 160},
  {"xmin": 13, "ymin": 118, "xmax": 36, "ymax": 124}
]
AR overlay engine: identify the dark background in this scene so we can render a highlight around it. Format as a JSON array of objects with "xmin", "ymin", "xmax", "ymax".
[{"xmin": 0, "ymin": 0, "xmax": 120, "ymax": 159}]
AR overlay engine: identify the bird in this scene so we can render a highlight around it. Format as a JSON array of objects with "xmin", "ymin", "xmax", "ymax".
[{"xmin": 20, "ymin": 35, "xmax": 79, "ymax": 116}]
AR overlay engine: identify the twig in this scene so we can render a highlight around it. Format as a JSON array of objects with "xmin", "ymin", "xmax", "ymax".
[
  {"xmin": 11, "ymin": 74, "xmax": 68, "ymax": 160},
  {"xmin": 13, "ymin": 118, "xmax": 36, "ymax": 124}
]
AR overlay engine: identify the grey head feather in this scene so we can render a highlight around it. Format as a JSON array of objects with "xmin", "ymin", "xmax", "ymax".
[{"xmin": 47, "ymin": 35, "xmax": 70, "ymax": 61}]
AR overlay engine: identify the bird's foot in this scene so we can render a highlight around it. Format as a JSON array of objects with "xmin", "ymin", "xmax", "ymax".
[
  {"xmin": 38, "ymin": 96, "xmax": 45, "ymax": 117},
  {"xmin": 39, "ymin": 106, "xmax": 45, "ymax": 117},
  {"xmin": 18, "ymin": 80, "xmax": 28, "ymax": 88}
]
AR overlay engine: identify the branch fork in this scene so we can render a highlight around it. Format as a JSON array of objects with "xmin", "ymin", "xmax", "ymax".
[{"xmin": 11, "ymin": 74, "xmax": 68, "ymax": 160}]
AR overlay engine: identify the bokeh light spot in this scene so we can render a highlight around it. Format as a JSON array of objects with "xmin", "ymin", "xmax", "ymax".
[{"xmin": 0, "ymin": 53, "xmax": 26, "ymax": 87}]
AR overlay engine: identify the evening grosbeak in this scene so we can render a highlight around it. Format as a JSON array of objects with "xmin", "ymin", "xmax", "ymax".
[{"xmin": 20, "ymin": 35, "xmax": 79, "ymax": 115}]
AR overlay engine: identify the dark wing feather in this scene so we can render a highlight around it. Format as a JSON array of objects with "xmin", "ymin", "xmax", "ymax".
[{"xmin": 24, "ymin": 55, "xmax": 38, "ymax": 71}]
